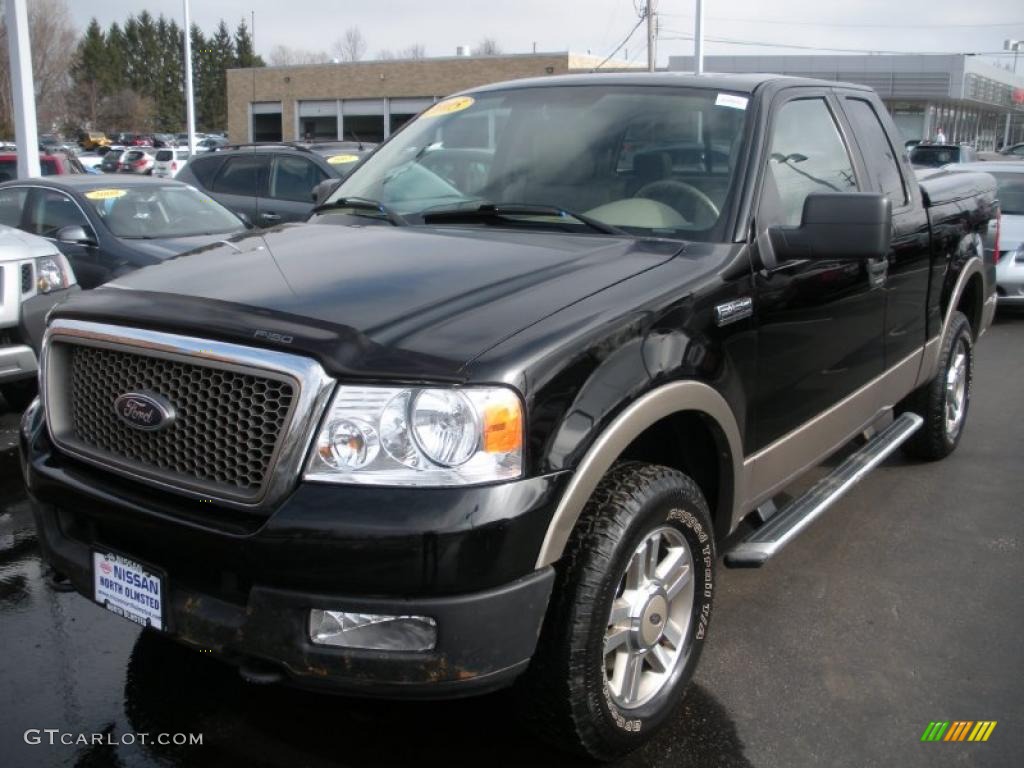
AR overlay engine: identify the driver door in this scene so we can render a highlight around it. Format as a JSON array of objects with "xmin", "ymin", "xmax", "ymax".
[
  {"xmin": 25, "ymin": 188, "xmax": 106, "ymax": 288},
  {"xmin": 750, "ymin": 91, "xmax": 886, "ymax": 453}
]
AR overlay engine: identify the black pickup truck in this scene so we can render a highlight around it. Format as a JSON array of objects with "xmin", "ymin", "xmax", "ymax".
[{"xmin": 20, "ymin": 73, "xmax": 998, "ymax": 759}]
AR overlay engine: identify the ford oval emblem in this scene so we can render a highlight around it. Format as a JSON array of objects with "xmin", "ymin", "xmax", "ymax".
[{"xmin": 113, "ymin": 392, "xmax": 175, "ymax": 432}]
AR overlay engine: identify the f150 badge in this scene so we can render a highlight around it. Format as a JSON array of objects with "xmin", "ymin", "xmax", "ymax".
[{"xmin": 714, "ymin": 297, "xmax": 753, "ymax": 327}]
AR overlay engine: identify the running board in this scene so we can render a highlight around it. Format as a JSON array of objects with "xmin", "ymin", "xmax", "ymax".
[{"xmin": 724, "ymin": 412, "xmax": 923, "ymax": 568}]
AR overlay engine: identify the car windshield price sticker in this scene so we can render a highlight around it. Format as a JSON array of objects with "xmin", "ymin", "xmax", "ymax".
[
  {"xmin": 328, "ymin": 154, "xmax": 360, "ymax": 164},
  {"xmin": 421, "ymin": 96, "xmax": 475, "ymax": 118},
  {"xmin": 715, "ymin": 93, "xmax": 749, "ymax": 110},
  {"xmin": 84, "ymin": 188, "xmax": 128, "ymax": 200},
  {"xmin": 93, "ymin": 551, "xmax": 164, "ymax": 630}
]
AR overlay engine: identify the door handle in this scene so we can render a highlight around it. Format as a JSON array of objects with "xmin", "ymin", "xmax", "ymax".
[
  {"xmin": 260, "ymin": 212, "xmax": 281, "ymax": 222},
  {"xmin": 866, "ymin": 257, "xmax": 888, "ymax": 288}
]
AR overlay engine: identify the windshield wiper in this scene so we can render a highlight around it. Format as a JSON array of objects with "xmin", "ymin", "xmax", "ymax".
[
  {"xmin": 311, "ymin": 196, "xmax": 407, "ymax": 226},
  {"xmin": 421, "ymin": 202, "xmax": 630, "ymax": 236}
]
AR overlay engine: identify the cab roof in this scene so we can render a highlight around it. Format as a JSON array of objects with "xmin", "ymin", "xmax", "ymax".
[{"xmin": 464, "ymin": 71, "xmax": 870, "ymax": 96}]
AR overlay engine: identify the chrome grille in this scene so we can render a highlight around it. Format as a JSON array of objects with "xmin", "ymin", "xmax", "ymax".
[{"xmin": 62, "ymin": 343, "xmax": 297, "ymax": 502}]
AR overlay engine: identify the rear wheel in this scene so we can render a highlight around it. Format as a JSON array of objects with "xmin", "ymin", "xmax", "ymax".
[
  {"xmin": 900, "ymin": 310, "xmax": 973, "ymax": 460},
  {"xmin": 521, "ymin": 462, "xmax": 715, "ymax": 759}
]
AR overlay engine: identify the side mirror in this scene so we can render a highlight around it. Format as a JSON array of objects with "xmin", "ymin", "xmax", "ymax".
[
  {"xmin": 56, "ymin": 225, "xmax": 95, "ymax": 246},
  {"xmin": 311, "ymin": 178, "xmax": 343, "ymax": 205},
  {"xmin": 768, "ymin": 192, "xmax": 891, "ymax": 261}
]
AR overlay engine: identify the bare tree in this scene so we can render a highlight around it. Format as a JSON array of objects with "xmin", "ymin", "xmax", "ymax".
[
  {"xmin": 101, "ymin": 88, "xmax": 155, "ymax": 132},
  {"xmin": 0, "ymin": 0, "xmax": 78, "ymax": 135},
  {"xmin": 377, "ymin": 43, "xmax": 426, "ymax": 61},
  {"xmin": 268, "ymin": 44, "xmax": 331, "ymax": 66},
  {"xmin": 475, "ymin": 38, "xmax": 502, "ymax": 56},
  {"xmin": 332, "ymin": 27, "xmax": 366, "ymax": 62},
  {"xmin": 402, "ymin": 43, "xmax": 426, "ymax": 59}
]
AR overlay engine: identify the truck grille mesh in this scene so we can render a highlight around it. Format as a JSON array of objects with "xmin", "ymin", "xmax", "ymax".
[
  {"xmin": 21, "ymin": 263, "xmax": 33, "ymax": 294},
  {"xmin": 66, "ymin": 344, "xmax": 296, "ymax": 500}
]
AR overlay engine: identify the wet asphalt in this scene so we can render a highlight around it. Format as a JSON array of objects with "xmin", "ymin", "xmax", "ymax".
[{"xmin": 1, "ymin": 313, "xmax": 1022, "ymax": 768}]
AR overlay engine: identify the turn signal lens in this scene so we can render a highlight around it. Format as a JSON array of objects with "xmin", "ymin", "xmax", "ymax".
[{"xmin": 482, "ymin": 398, "xmax": 523, "ymax": 454}]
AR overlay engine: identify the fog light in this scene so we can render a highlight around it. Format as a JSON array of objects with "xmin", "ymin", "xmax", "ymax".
[{"xmin": 309, "ymin": 609, "xmax": 437, "ymax": 651}]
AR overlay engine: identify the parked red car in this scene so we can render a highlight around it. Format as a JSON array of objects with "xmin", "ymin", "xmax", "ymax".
[{"xmin": 0, "ymin": 152, "xmax": 85, "ymax": 181}]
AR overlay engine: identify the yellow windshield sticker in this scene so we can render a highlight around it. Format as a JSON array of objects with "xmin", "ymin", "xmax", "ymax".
[
  {"xmin": 84, "ymin": 188, "xmax": 128, "ymax": 201},
  {"xmin": 421, "ymin": 96, "xmax": 475, "ymax": 119},
  {"xmin": 327, "ymin": 154, "xmax": 360, "ymax": 165}
]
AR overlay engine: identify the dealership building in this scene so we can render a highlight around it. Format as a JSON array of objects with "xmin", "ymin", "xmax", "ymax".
[
  {"xmin": 225, "ymin": 52, "xmax": 635, "ymax": 144},
  {"xmin": 668, "ymin": 53, "xmax": 1024, "ymax": 149}
]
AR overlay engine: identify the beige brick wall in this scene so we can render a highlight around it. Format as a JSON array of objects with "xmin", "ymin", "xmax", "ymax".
[{"xmin": 227, "ymin": 54, "xmax": 585, "ymax": 142}]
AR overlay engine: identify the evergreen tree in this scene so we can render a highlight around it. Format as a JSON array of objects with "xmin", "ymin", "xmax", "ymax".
[
  {"xmin": 190, "ymin": 24, "xmax": 207, "ymax": 130},
  {"xmin": 233, "ymin": 18, "xmax": 264, "ymax": 68},
  {"xmin": 69, "ymin": 19, "xmax": 107, "ymax": 126},
  {"xmin": 202, "ymin": 20, "xmax": 234, "ymax": 131}
]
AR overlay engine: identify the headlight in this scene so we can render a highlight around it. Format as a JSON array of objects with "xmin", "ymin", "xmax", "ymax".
[
  {"xmin": 305, "ymin": 385, "xmax": 523, "ymax": 486},
  {"xmin": 35, "ymin": 253, "xmax": 75, "ymax": 293}
]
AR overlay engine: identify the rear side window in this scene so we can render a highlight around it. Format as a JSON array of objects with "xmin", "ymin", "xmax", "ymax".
[
  {"xmin": 211, "ymin": 156, "xmax": 264, "ymax": 196},
  {"xmin": 761, "ymin": 98, "xmax": 857, "ymax": 226},
  {"xmin": 188, "ymin": 155, "xmax": 227, "ymax": 188},
  {"xmin": 843, "ymin": 98, "xmax": 907, "ymax": 206},
  {"xmin": 268, "ymin": 156, "xmax": 327, "ymax": 202},
  {"xmin": 0, "ymin": 186, "xmax": 27, "ymax": 226}
]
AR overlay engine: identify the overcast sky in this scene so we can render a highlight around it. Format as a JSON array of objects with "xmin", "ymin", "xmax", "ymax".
[{"xmin": 66, "ymin": 0, "xmax": 1024, "ymax": 68}]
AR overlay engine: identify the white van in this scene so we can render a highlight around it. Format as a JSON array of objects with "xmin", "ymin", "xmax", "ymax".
[{"xmin": 152, "ymin": 148, "xmax": 191, "ymax": 179}]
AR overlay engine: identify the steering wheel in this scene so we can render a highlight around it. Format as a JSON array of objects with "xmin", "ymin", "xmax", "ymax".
[{"xmin": 634, "ymin": 180, "xmax": 720, "ymax": 227}]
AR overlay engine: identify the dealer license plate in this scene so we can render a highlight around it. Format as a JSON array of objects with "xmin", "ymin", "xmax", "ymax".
[{"xmin": 93, "ymin": 551, "xmax": 166, "ymax": 631}]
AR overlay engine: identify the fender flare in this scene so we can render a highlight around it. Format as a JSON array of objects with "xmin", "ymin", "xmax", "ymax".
[
  {"xmin": 534, "ymin": 381, "xmax": 743, "ymax": 568},
  {"xmin": 918, "ymin": 253, "xmax": 984, "ymax": 386}
]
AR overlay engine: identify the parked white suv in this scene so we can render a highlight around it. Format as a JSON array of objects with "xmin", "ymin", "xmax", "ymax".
[
  {"xmin": 0, "ymin": 225, "xmax": 77, "ymax": 409},
  {"xmin": 152, "ymin": 148, "xmax": 191, "ymax": 178}
]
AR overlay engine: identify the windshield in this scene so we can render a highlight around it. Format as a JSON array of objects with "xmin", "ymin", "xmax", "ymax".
[
  {"xmin": 910, "ymin": 146, "xmax": 959, "ymax": 168},
  {"xmin": 991, "ymin": 173, "xmax": 1024, "ymax": 216},
  {"xmin": 325, "ymin": 85, "xmax": 749, "ymax": 239},
  {"xmin": 82, "ymin": 184, "xmax": 245, "ymax": 239}
]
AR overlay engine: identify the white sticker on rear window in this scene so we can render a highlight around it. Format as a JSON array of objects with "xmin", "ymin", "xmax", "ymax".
[{"xmin": 715, "ymin": 93, "xmax": 748, "ymax": 111}]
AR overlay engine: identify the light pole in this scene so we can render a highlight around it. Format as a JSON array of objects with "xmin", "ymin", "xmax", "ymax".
[
  {"xmin": 183, "ymin": 0, "xmax": 197, "ymax": 154},
  {"xmin": 1004, "ymin": 39, "xmax": 1021, "ymax": 150},
  {"xmin": 694, "ymin": 0, "xmax": 705, "ymax": 75},
  {"xmin": 4, "ymin": 0, "xmax": 40, "ymax": 178}
]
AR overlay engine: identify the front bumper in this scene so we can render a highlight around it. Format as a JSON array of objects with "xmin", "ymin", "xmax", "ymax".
[
  {"xmin": 996, "ymin": 255, "xmax": 1024, "ymax": 306},
  {"xmin": 1, "ymin": 286, "xmax": 80, "ymax": 384},
  {"xmin": 21, "ymin": 417, "xmax": 565, "ymax": 697},
  {"xmin": 0, "ymin": 343, "xmax": 36, "ymax": 383}
]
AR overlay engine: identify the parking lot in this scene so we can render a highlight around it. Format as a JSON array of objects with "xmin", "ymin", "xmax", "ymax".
[{"xmin": 0, "ymin": 311, "xmax": 1019, "ymax": 768}]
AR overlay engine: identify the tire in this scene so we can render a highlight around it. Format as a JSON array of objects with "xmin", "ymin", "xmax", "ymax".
[
  {"xmin": 0, "ymin": 379, "xmax": 38, "ymax": 411},
  {"xmin": 900, "ymin": 310, "xmax": 973, "ymax": 461},
  {"xmin": 520, "ymin": 462, "xmax": 715, "ymax": 759}
]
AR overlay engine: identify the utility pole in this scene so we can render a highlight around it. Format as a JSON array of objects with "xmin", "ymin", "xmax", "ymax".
[
  {"xmin": 646, "ymin": 0, "xmax": 658, "ymax": 72},
  {"xmin": 1004, "ymin": 40, "xmax": 1021, "ymax": 149},
  {"xmin": 695, "ymin": 0, "xmax": 705, "ymax": 74},
  {"xmin": 183, "ymin": 0, "xmax": 197, "ymax": 154},
  {"xmin": 4, "ymin": 0, "xmax": 40, "ymax": 178}
]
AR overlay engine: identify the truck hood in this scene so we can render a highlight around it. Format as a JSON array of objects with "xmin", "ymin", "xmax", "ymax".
[
  {"xmin": 57, "ymin": 223, "xmax": 681, "ymax": 380},
  {"xmin": 122, "ymin": 232, "xmax": 248, "ymax": 262},
  {"xmin": 0, "ymin": 225, "xmax": 61, "ymax": 262}
]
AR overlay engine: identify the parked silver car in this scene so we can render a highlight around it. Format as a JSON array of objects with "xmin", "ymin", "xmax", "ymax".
[{"xmin": 947, "ymin": 162, "xmax": 1024, "ymax": 307}]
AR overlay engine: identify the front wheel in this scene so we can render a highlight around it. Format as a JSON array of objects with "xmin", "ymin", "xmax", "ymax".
[
  {"xmin": 900, "ymin": 310, "xmax": 973, "ymax": 460},
  {"xmin": 521, "ymin": 462, "xmax": 715, "ymax": 759}
]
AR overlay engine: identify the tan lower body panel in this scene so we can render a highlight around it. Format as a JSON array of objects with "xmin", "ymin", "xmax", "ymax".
[{"xmin": 740, "ymin": 347, "xmax": 924, "ymax": 513}]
